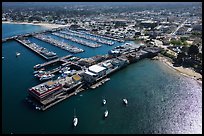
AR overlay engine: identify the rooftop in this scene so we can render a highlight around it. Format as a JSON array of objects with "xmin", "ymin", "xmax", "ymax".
[{"xmin": 88, "ymin": 65, "xmax": 106, "ymax": 73}]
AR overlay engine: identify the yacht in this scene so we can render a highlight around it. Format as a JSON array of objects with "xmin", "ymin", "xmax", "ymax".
[
  {"xmin": 123, "ymin": 98, "xmax": 128, "ymax": 105},
  {"xmin": 16, "ymin": 52, "xmax": 21, "ymax": 57},
  {"xmin": 102, "ymin": 99, "xmax": 106, "ymax": 105},
  {"xmin": 104, "ymin": 110, "xmax": 108, "ymax": 118}
]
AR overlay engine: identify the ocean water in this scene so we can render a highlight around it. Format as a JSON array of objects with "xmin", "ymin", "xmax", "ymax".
[
  {"xmin": 2, "ymin": 23, "xmax": 202, "ymax": 134},
  {"xmin": 2, "ymin": 23, "xmax": 48, "ymax": 39}
]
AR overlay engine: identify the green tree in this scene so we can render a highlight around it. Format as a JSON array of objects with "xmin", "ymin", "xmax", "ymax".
[{"xmin": 188, "ymin": 45, "xmax": 199, "ymax": 60}]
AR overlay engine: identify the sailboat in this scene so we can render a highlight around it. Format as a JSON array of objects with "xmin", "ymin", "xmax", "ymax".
[
  {"xmin": 102, "ymin": 99, "xmax": 106, "ymax": 105},
  {"xmin": 73, "ymin": 108, "xmax": 78, "ymax": 127},
  {"xmin": 104, "ymin": 110, "xmax": 108, "ymax": 118},
  {"xmin": 123, "ymin": 98, "xmax": 128, "ymax": 105}
]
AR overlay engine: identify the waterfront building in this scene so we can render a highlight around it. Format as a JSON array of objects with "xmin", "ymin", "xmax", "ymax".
[
  {"xmin": 28, "ymin": 80, "xmax": 63, "ymax": 102},
  {"xmin": 82, "ymin": 65, "xmax": 107, "ymax": 83}
]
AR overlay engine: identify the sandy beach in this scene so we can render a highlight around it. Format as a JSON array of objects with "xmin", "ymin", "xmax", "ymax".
[
  {"xmin": 2, "ymin": 21, "xmax": 68, "ymax": 29},
  {"xmin": 153, "ymin": 56, "xmax": 202, "ymax": 85}
]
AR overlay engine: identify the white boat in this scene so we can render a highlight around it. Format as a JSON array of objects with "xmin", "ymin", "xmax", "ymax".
[
  {"xmin": 104, "ymin": 110, "xmax": 108, "ymax": 118},
  {"xmin": 123, "ymin": 98, "xmax": 128, "ymax": 105},
  {"xmin": 34, "ymin": 64, "xmax": 41, "ymax": 69},
  {"xmin": 39, "ymin": 74, "xmax": 55, "ymax": 81},
  {"xmin": 73, "ymin": 117, "xmax": 78, "ymax": 127},
  {"xmin": 102, "ymin": 99, "xmax": 106, "ymax": 105},
  {"xmin": 2, "ymin": 56, "xmax": 4, "ymax": 59},
  {"xmin": 35, "ymin": 106, "xmax": 41, "ymax": 110},
  {"xmin": 73, "ymin": 109, "xmax": 78, "ymax": 127},
  {"xmin": 16, "ymin": 52, "xmax": 21, "ymax": 57}
]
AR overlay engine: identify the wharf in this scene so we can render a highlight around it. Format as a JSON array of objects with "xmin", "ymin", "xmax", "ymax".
[
  {"xmin": 34, "ymin": 55, "xmax": 72, "ymax": 70},
  {"xmin": 41, "ymin": 82, "xmax": 84, "ymax": 111},
  {"xmin": 90, "ymin": 77, "xmax": 110, "ymax": 89},
  {"xmin": 15, "ymin": 39, "xmax": 58, "ymax": 60}
]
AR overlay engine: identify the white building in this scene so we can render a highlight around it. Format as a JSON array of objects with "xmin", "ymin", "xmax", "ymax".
[{"xmin": 82, "ymin": 65, "xmax": 107, "ymax": 83}]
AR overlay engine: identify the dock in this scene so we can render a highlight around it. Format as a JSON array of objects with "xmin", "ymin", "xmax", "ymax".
[
  {"xmin": 52, "ymin": 32, "xmax": 102, "ymax": 48},
  {"xmin": 15, "ymin": 39, "xmax": 58, "ymax": 60},
  {"xmin": 34, "ymin": 34, "xmax": 84, "ymax": 53},
  {"xmin": 34, "ymin": 55, "xmax": 72, "ymax": 70},
  {"xmin": 60, "ymin": 30, "xmax": 114, "ymax": 45},
  {"xmin": 83, "ymin": 31, "xmax": 124, "ymax": 42}
]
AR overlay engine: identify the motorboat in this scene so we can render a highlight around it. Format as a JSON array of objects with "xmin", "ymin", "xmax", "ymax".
[
  {"xmin": 123, "ymin": 98, "xmax": 128, "ymax": 105},
  {"xmin": 102, "ymin": 99, "xmax": 106, "ymax": 105},
  {"xmin": 2, "ymin": 56, "xmax": 4, "ymax": 59},
  {"xmin": 104, "ymin": 110, "xmax": 108, "ymax": 118}
]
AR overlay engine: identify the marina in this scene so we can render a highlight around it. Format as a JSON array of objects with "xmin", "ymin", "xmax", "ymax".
[
  {"xmin": 82, "ymin": 31, "xmax": 125, "ymax": 43},
  {"xmin": 52, "ymin": 32, "xmax": 102, "ymax": 48},
  {"xmin": 60, "ymin": 29, "xmax": 115, "ymax": 46},
  {"xmin": 34, "ymin": 34, "xmax": 84, "ymax": 53},
  {"xmin": 2, "ymin": 2, "xmax": 202, "ymax": 134}
]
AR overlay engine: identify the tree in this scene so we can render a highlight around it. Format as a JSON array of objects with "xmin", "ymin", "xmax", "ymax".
[{"xmin": 188, "ymin": 45, "xmax": 199, "ymax": 60}]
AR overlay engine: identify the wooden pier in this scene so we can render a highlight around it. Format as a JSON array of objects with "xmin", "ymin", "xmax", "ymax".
[{"xmin": 34, "ymin": 55, "xmax": 72, "ymax": 69}]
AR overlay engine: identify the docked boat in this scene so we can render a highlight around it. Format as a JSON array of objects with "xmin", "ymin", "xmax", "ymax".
[
  {"xmin": 35, "ymin": 106, "xmax": 41, "ymax": 110},
  {"xmin": 102, "ymin": 99, "xmax": 106, "ymax": 105},
  {"xmin": 33, "ymin": 69, "xmax": 45, "ymax": 74},
  {"xmin": 123, "ymin": 98, "xmax": 128, "ymax": 105},
  {"xmin": 16, "ymin": 52, "xmax": 21, "ymax": 57},
  {"xmin": 34, "ymin": 64, "xmax": 41, "ymax": 69},
  {"xmin": 39, "ymin": 74, "xmax": 55, "ymax": 81},
  {"xmin": 104, "ymin": 110, "xmax": 108, "ymax": 118}
]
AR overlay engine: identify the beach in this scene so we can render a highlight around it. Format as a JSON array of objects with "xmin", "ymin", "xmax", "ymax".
[
  {"xmin": 2, "ymin": 21, "xmax": 68, "ymax": 29},
  {"xmin": 153, "ymin": 56, "xmax": 202, "ymax": 85}
]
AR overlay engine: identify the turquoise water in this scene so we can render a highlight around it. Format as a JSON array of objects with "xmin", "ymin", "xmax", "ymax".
[
  {"xmin": 2, "ymin": 23, "xmax": 48, "ymax": 39},
  {"xmin": 2, "ymin": 23, "xmax": 202, "ymax": 134}
]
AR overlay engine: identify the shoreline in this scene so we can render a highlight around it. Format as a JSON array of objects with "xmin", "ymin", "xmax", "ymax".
[
  {"xmin": 153, "ymin": 56, "xmax": 202, "ymax": 86},
  {"xmin": 2, "ymin": 21, "xmax": 68, "ymax": 29}
]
